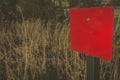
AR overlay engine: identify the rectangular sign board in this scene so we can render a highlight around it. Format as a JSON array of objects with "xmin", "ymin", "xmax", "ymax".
[{"xmin": 70, "ymin": 6, "xmax": 114, "ymax": 61}]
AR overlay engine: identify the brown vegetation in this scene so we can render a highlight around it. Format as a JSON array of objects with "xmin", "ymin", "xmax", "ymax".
[{"xmin": 0, "ymin": 19, "xmax": 120, "ymax": 80}]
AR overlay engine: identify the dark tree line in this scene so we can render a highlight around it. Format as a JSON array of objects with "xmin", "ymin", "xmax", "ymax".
[
  {"xmin": 0, "ymin": 0, "xmax": 120, "ymax": 23},
  {"xmin": 0, "ymin": 0, "xmax": 22, "ymax": 23},
  {"xmin": 19, "ymin": 0, "xmax": 66, "ymax": 22},
  {"xmin": 0, "ymin": 0, "xmax": 66, "ymax": 23}
]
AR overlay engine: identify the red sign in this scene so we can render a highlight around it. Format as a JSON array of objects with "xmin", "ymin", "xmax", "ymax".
[{"xmin": 70, "ymin": 6, "xmax": 114, "ymax": 61}]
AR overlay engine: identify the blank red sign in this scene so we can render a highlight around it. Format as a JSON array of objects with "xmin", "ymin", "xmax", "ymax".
[{"xmin": 70, "ymin": 6, "xmax": 114, "ymax": 61}]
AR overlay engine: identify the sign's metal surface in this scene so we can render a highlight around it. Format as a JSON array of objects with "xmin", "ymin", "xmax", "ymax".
[{"xmin": 70, "ymin": 6, "xmax": 114, "ymax": 61}]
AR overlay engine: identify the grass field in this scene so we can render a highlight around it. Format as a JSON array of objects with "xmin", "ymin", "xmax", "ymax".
[{"xmin": 0, "ymin": 19, "xmax": 120, "ymax": 80}]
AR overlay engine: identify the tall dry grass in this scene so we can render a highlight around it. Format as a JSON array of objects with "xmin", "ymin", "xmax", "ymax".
[
  {"xmin": 0, "ymin": 19, "xmax": 120, "ymax": 80},
  {"xmin": 0, "ymin": 20, "xmax": 86, "ymax": 80}
]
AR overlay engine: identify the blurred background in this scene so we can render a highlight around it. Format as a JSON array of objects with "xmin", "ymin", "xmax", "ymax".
[{"xmin": 0, "ymin": 0, "xmax": 120, "ymax": 22}]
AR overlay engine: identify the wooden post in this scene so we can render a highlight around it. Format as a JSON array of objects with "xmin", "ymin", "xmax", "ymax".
[{"xmin": 87, "ymin": 56, "xmax": 100, "ymax": 80}]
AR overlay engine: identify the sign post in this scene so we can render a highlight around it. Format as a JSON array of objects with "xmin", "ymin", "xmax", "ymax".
[{"xmin": 87, "ymin": 56, "xmax": 100, "ymax": 80}]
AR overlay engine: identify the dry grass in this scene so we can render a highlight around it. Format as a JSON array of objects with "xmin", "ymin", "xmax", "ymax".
[
  {"xmin": 0, "ymin": 19, "xmax": 120, "ymax": 80},
  {"xmin": 0, "ymin": 20, "xmax": 86, "ymax": 80}
]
